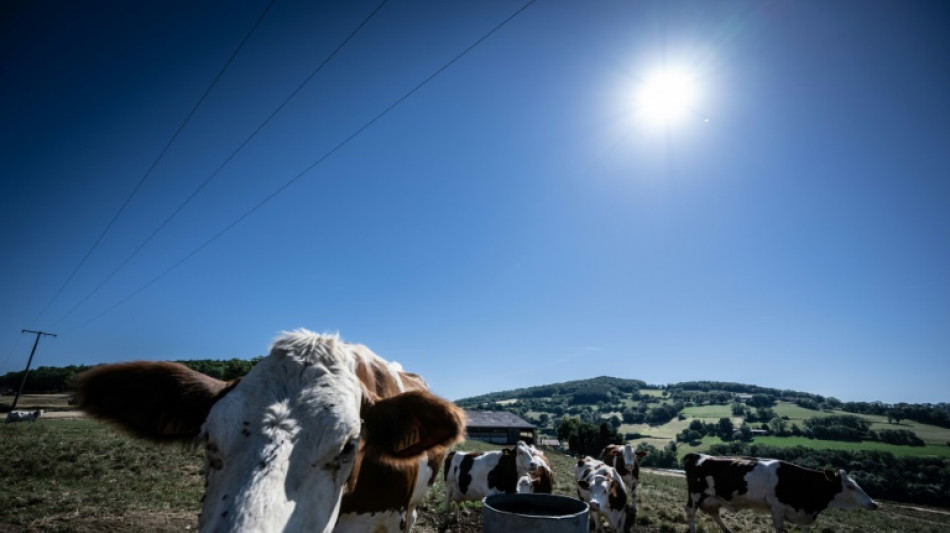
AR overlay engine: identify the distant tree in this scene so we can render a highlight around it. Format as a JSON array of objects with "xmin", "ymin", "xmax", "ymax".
[
  {"xmin": 558, "ymin": 417, "xmax": 622, "ymax": 457},
  {"xmin": 877, "ymin": 429, "xmax": 925, "ymax": 446},
  {"xmin": 738, "ymin": 423, "xmax": 753, "ymax": 442},
  {"xmin": 718, "ymin": 417, "xmax": 735, "ymax": 440},
  {"xmin": 750, "ymin": 407, "xmax": 776, "ymax": 422},
  {"xmin": 747, "ymin": 393, "xmax": 776, "ymax": 408},
  {"xmin": 795, "ymin": 398, "xmax": 820, "ymax": 410},
  {"xmin": 557, "ymin": 416, "xmax": 582, "ymax": 442},
  {"xmin": 804, "ymin": 414, "xmax": 870, "ymax": 441},
  {"xmin": 636, "ymin": 441, "xmax": 678, "ymax": 468},
  {"xmin": 768, "ymin": 417, "xmax": 788, "ymax": 436},
  {"xmin": 887, "ymin": 408, "xmax": 904, "ymax": 425}
]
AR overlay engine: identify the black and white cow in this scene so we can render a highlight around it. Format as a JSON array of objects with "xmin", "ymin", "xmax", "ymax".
[
  {"xmin": 684, "ymin": 453, "xmax": 879, "ymax": 533},
  {"xmin": 5, "ymin": 409, "xmax": 44, "ymax": 422},
  {"xmin": 442, "ymin": 441, "xmax": 544, "ymax": 524}
]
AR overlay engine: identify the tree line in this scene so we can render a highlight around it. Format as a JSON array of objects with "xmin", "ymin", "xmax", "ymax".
[{"xmin": 0, "ymin": 358, "xmax": 261, "ymax": 396}]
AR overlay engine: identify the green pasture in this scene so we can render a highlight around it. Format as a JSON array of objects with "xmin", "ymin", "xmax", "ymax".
[{"xmin": 680, "ymin": 404, "xmax": 735, "ymax": 419}]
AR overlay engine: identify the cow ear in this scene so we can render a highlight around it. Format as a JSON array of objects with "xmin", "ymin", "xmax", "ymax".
[
  {"xmin": 74, "ymin": 361, "xmax": 235, "ymax": 442},
  {"xmin": 360, "ymin": 390, "xmax": 465, "ymax": 460},
  {"xmin": 823, "ymin": 469, "xmax": 838, "ymax": 481},
  {"xmin": 503, "ymin": 448, "xmax": 512, "ymax": 456},
  {"xmin": 636, "ymin": 450, "xmax": 649, "ymax": 458}
]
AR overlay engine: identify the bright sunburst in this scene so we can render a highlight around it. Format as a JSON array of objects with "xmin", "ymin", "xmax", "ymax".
[{"xmin": 637, "ymin": 67, "xmax": 697, "ymax": 125}]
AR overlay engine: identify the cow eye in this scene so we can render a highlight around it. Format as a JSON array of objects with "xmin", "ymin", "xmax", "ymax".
[{"xmin": 340, "ymin": 435, "xmax": 360, "ymax": 463}]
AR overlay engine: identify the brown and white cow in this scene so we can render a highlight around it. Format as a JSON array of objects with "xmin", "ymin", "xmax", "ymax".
[
  {"xmin": 601, "ymin": 444, "xmax": 648, "ymax": 501},
  {"xmin": 684, "ymin": 453, "xmax": 879, "ymax": 533},
  {"xmin": 442, "ymin": 441, "xmax": 546, "ymax": 524},
  {"xmin": 522, "ymin": 445, "xmax": 555, "ymax": 494},
  {"xmin": 575, "ymin": 456, "xmax": 633, "ymax": 533},
  {"xmin": 74, "ymin": 329, "xmax": 466, "ymax": 533}
]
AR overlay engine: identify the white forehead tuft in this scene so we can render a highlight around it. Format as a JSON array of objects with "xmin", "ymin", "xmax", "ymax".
[{"xmin": 273, "ymin": 329, "xmax": 347, "ymax": 366}]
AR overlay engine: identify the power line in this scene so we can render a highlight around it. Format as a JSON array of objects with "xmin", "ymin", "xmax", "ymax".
[
  {"xmin": 48, "ymin": 0, "xmax": 389, "ymax": 329},
  {"xmin": 33, "ymin": 0, "xmax": 277, "ymax": 325},
  {"xmin": 65, "ymin": 0, "xmax": 538, "ymax": 333}
]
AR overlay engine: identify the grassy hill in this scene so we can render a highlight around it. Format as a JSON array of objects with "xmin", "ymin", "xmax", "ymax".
[
  {"xmin": 456, "ymin": 378, "xmax": 950, "ymax": 509},
  {"xmin": 456, "ymin": 378, "xmax": 950, "ymax": 461}
]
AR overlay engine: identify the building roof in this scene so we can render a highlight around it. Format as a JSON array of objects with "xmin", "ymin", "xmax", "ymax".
[{"xmin": 464, "ymin": 410, "xmax": 535, "ymax": 429}]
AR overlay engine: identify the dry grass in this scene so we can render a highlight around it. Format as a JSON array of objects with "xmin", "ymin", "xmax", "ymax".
[
  {"xmin": 2, "ymin": 418, "xmax": 948, "ymax": 532},
  {"xmin": 1, "ymin": 393, "xmax": 75, "ymax": 412}
]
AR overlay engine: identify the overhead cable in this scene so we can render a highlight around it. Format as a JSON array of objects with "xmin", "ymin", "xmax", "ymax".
[
  {"xmin": 34, "ymin": 0, "xmax": 278, "ymax": 326},
  {"xmin": 66, "ymin": 0, "xmax": 537, "ymax": 332}
]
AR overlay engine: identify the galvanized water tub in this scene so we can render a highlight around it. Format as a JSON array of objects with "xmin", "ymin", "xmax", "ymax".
[{"xmin": 482, "ymin": 493, "xmax": 589, "ymax": 533}]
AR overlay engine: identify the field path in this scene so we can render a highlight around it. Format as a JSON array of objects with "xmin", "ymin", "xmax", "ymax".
[{"xmin": 41, "ymin": 410, "xmax": 86, "ymax": 419}]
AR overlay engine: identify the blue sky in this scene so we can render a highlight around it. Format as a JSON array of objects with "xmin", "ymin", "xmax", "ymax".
[{"xmin": 1, "ymin": 1, "xmax": 947, "ymax": 404}]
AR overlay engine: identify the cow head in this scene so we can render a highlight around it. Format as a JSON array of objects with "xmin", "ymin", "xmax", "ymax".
[
  {"xmin": 514, "ymin": 440, "xmax": 542, "ymax": 474},
  {"xmin": 828, "ymin": 469, "xmax": 879, "ymax": 511},
  {"xmin": 516, "ymin": 473, "xmax": 535, "ymax": 493},
  {"xmin": 75, "ymin": 330, "xmax": 465, "ymax": 533},
  {"xmin": 620, "ymin": 444, "xmax": 648, "ymax": 474}
]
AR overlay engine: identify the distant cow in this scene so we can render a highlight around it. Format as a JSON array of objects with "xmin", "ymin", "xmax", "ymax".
[
  {"xmin": 75, "ymin": 329, "xmax": 466, "ymax": 533},
  {"xmin": 684, "ymin": 453, "xmax": 879, "ymax": 533},
  {"xmin": 6, "ymin": 409, "xmax": 44, "ymax": 423},
  {"xmin": 442, "ymin": 441, "xmax": 544, "ymax": 524},
  {"xmin": 575, "ymin": 456, "xmax": 633, "ymax": 533},
  {"xmin": 601, "ymin": 444, "xmax": 648, "ymax": 500}
]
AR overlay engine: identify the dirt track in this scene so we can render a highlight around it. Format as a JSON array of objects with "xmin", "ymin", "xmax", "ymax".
[{"xmin": 36, "ymin": 410, "xmax": 86, "ymax": 419}]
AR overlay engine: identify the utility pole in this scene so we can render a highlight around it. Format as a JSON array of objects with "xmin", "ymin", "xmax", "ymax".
[{"xmin": 10, "ymin": 329, "xmax": 57, "ymax": 411}]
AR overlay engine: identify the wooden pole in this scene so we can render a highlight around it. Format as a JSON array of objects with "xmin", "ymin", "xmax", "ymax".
[{"xmin": 10, "ymin": 329, "xmax": 57, "ymax": 411}]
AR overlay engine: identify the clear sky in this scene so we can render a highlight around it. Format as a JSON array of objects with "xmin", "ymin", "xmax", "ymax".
[{"xmin": 2, "ymin": 1, "xmax": 947, "ymax": 404}]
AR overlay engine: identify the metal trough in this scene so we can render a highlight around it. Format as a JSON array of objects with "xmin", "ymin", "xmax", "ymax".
[{"xmin": 482, "ymin": 493, "xmax": 589, "ymax": 533}]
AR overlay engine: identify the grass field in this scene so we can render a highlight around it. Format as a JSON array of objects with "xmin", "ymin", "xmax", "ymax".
[
  {"xmin": 0, "ymin": 419, "xmax": 203, "ymax": 532},
  {"xmin": 680, "ymin": 404, "xmax": 735, "ymax": 419},
  {"xmin": 1, "ymin": 393, "xmax": 75, "ymax": 412},
  {"xmin": 4, "ymin": 419, "xmax": 949, "ymax": 532}
]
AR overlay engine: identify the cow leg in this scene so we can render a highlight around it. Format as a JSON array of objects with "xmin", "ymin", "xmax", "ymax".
[
  {"xmin": 403, "ymin": 506, "xmax": 415, "ymax": 533},
  {"xmin": 769, "ymin": 506, "xmax": 784, "ymax": 533},
  {"xmin": 589, "ymin": 512, "xmax": 606, "ymax": 533},
  {"xmin": 685, "ymin": 495, "xmax": 698, "ymax": 533},
  {"xmin": 439, "ymin": 498, "xmax": 458, "ymax": 532},
  {"xmin": 709, "ymin": 509, "xmax": 733, "ymax": 533}
]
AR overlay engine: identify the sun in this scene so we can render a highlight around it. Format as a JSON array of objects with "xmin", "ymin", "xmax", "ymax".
[{"xmin": 636, "ymin": 67, "xmax": 697, "ymax": 125}]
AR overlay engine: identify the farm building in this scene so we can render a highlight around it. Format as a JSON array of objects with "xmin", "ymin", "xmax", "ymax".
[{"xmin": 464, "ymin": 410, "xmax": 536, "ymax": 445}]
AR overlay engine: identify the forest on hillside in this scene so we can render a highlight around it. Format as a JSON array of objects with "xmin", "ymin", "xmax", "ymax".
[{"xmin": 455, "ymin": 377, "xmax": 950, "ymax": 431}]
